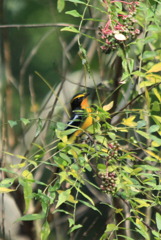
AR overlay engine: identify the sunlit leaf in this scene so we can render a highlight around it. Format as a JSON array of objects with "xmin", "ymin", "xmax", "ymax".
[
  {"xmin": 65, "ymin": 10, "xmax": 82, "ymax": 17},
  {"xmin": 122, "ymin": 116, "xmax": 137, "ymax": 127},
  {"xmin": 153, "ymin": 88, "xmax": 161, "ymax": 102},
  {"xmin": 0, "ymin": 187, "xmax": 16, "ymax": 193},
  {"xmin": 152, "ymin": 115, "xmax": 161, "ymax": 124},
  {"xmin": 68, "ymin": 0, "xmax": 85, "ymax": 4},
  {"xmin": 103, "ymin": 101, "xmax": 114, "ymax": 111},
  {"xmin": 106, "ymin": 223, "xmax": 118, "ymax": 232},
  {"xmin": 133, "ymin": 198, "xmax": 151, "ymax": 208},
  {"xmin": 10, "ymin": 162, "xmax": 26, "ymax": 169},
  {"xmin": 61, "ymin": 26, "xmax": 80, "ymax": 33},
  {"xmin": 20, "ymin": 118, "xmax": 31, "ymax": 125},
  {"xmin": 147, "ymin": 62, "xmax": 161, "ymax": 73},
  {"xmin": 68, "ymin": 218, "xmax": 74, "ymax": 227},
  {"xmin": 145, "ymin": 149, "xmax": 161, "ymax": 161}
]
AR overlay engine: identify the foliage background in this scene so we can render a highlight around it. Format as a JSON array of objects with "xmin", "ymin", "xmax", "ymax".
[{"xmin": 0, "ymin": 0, "xmax": 161, "ymax": 240}]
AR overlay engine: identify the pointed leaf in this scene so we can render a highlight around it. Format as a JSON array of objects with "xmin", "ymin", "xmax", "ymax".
[
  {"xmin": 16, "ymin": 213, "xmax": 45, "ymax": 222},
  {"xmin": 147, "ymin": 62, "xmax": 161, "ymax": 73},
  {"xmin": 65, "ymin": 10, "xmax": 82, "ymax": 17},
  {"xmin": 103, "ymin": 101, "xmax": 114, "ymax": 111},
  {"xmin": 8, "ymin": 120, "xmax": 17, "ymax": 128},
  {"xmin": 41, "ymin": 221, "xmax": 50, "ymax": 240},
  {"xmin": 57, "ymin": 0, "xmax": 65, "ymax": 12},
  {"xmin": 20, "ymin": 118, "xmax": 30, "ymax": 125},
  {"xmin": 61, "ymin": 26, "xmax": 80, "ymax": 33},
  {"xmin": 122, "ymin": 116, "xmax": 137, "ymax": 127},
  {"xmin": 0, "ymin": 187, "xmax": 16, "ymax": 193}
]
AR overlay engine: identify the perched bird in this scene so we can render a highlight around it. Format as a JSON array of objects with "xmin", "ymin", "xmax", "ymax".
[{"xmin": 65, "ymin": 92, "xmax": 93, "ymax": 143}]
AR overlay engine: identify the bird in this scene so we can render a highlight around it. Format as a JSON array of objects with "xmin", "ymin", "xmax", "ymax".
[{"xmin": 65, "ymin": 92, "xmax": 93, "ymax": 143}]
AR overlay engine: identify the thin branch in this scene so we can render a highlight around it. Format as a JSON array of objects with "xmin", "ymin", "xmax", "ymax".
[{"xmin": 0, "ymin": 23, "xmax": 96, "ymax": 30}]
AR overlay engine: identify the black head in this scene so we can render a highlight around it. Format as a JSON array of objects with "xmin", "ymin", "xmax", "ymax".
[{"xmin": 70, "ymin": 92, "xmax": 89, "ymax": 110}]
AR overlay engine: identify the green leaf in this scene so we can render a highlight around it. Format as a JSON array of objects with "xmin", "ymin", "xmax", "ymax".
[
  {"xmin": 150, "ymin": 135, "xmax": 161, "ymax": 145},
  {"xmin": 152, "ymin": 101, "xmax": 160, "ymax": 112},
  {"xmin": 59, "ymin": 153, "xmax": 72, "ymax": 163},
  {"xmin": 0, "ymin": 178, "xmax": 15, "ymax": 187},
  {"xmin": 16, "ymin": 213, "xmax": 45, "ymax": 222},
  {"xmin": 61, "ymin": 26, "xmax": 80, "ymax": 33},
  {"xmin": 153, "ymin": 88, "xmax": 161, "ymax": 102},
  {"xmin": 0, "ymin": 167, "xmax": 17, "ymax": 175},
  {"xmin": 67, "ymin": 0, "xmax": 85, "ymax": 4},
  {"xmin": 8, "ymin": 120, "xmax": 17, "ymax": 128},
  {"xmin": 68, "ymin": 218, "xmax": 74, "ymax": 227},
  {"xmin": 69, "ymin": 224, "xmax": 82, "ymax": 233},
  {"xmin": 149, "ymin": 125, "xmax": 160, "ymax": 133},
  {"xmin": 20, "ymin": 118, "xmax": 30, "ymax": 125},
  {"xmin": 41, "ymin": 221, "xmax": 50, "ymax": 240},
  {"xmin": 56, "ymin": 122, "xmax": 66, "ymax": 130},
  {"xmin": 142, "ymin": 51, "xmax": 157, "ymax": 60},
  {"xmin": 97, "ymin": 164, "xmax": 106, "ymax": 170},
  {"xmin": 156, "ymin": 213, "xmax": 161, "ymax": 231},
  {"xmin": 76, "ymin": 187, "xmax": 94, "ymax": 205},
  {"xmin": 132, "ymin": 71, "xmax": 145, "ymax": 77},
  {"xmin": 57, "ymin": 0, "xmax": 65, "ymax": 12},
  {"xmin": 35, "ymin": 118, "xmax": 43, "ymax": 137},
  {"xmin": 79, "ymin": 200, "xmax": 101, "ymax": 214},
  {"xmin": 20, "ymin": 170, "xmax": 33, "ymax": 213},
  {"xmin": 135, "ymin": 218, "xmax": 150, "ymax": 240},
  {"xmin": 106, "ymin": 224, "xmax": 118, "ymax": 232},
  {"xmin": 56, "ymin": 189, "xmax": 71, "ymax": 208},
  {"xmin": 136, "ymin": 130, "xmax": 150, "ymax": 140},
  {"xmin": 152, "ymin": 230, "xmax": 160, "ymax": 238},
  {"xmin": 137, "ymin": 120, "xmax": 146, "ymax": 129},
  {"xmin": 65, "ymin": 10, "xmax": 82, "ymax": 17}
]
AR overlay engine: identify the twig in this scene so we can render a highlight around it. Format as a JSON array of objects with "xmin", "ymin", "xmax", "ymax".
[{"xmin": 0, "ymin": 23, "xmax": 96, "ymax": 30}]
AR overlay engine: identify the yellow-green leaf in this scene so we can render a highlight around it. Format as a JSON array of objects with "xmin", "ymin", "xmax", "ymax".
[
  {"xmin": 22, "ymin": 170, "xmax": 33, "ymax": 180},
  {"xmin": 147, "ymin": 62, "xmax": 161, "ymax": 73},
  {"xmin": 20, "ymin": 170, "xmax": 33, "ymax": 213},
  {"xmin": 153, "ymin": 88, "xmax": 161, "ymax": 102},
  {"xmin": 106, "ymin": 224, "xmax": 118, "ymax": 232},
  {"xmin": 0, "ymin": 187, "xmax": 16, "ymax": 193},
  {"xmin": 10, "ymin": 162, "xmax": 26, "ymax": 169},
  {"xmin": 122, "ymin": 116, "xmax": 137, "ymax": 127},
  {"xmin": 136, "ymin": 130, "xmax": 150, "ymax": 140},
  {"xmin": 145, "ymin": 149, "xmax": 161, "ymax": 161},
  {"xmin": 133, "ymin": 198, "xmax": 150, "ymax": 208},
  {"xmin": 103, "ymin": 101, "xmax": 114, "ymax": 111},
  {"xmin": 56, "ymin": 189, "xmax": 71, "ymax": 208}
]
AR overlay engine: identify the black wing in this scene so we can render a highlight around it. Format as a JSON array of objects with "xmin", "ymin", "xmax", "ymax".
[{"xmin": 65, "ymin": 113, "xmax": 83, "ymax": 131}]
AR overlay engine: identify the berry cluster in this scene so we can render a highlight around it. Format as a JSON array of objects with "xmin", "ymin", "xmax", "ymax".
[
  {"xmin": 106, "ymin": 142, "xmax": 120, "ymax": 163},
  {"xmin": 98, "ymin": 171, "xmax": 117, "ymax": 194},
  {"xmin": 99, "ymin": 1, "xmax": 140, "ymax": 53}
]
